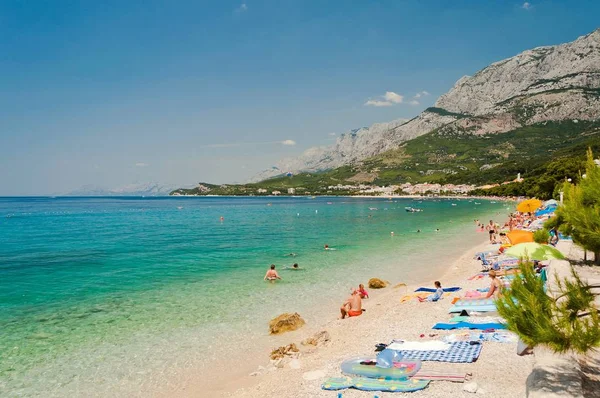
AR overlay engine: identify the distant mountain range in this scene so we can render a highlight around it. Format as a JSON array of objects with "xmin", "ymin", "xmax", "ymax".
[
  {"xmin": 66, "ymin": 182, "xmax": 184, "ymax": 196},
  {"xmin": 252, "ymin": 28, "xmax": 600, "ymax": 182}
]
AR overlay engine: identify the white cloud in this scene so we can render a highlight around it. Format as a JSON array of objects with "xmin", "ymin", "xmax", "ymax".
[
  {"xmin": 365, "ymin": 99, "xmax": 393, "ymax": 107},
  {"xmin": 235, "ymin": 3, "xmax": 248, "ymax": 12},
  {"xmin": 414, "ymin": 91, "xmax": 430, "ymax": 99},
  {"xmin": 384, "ymin": 91, "xmax": 403, "ymax": 104},
  {"xmin": 328, "ymin": 133, "xmax": 336, "ymax": 136},
  {"xmin": 281, "ymin": 140, "xmax": 296, "ymax": 146},
  {"xmin": 135, "ymin": 162, "xmax": 149, "ymax": 167},
  {"xmin": 364, "ymin": 91, "xmax": 405, "ymax": 107},
  {"xmin": 409, "ymin": 100, "xmax": 420, "ymax": 106},
  {"xmin": 522, "ymin": 2, "xmax": 532, "ymax": 10}
]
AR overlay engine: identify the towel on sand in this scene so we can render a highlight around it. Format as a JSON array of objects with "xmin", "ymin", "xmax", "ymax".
[
  {"xmin": 322, "ymin": 377, "xmax": 430, "ymax": 392},
  {"xmin": 387, "ymin": 341, "xmax": 482, "ymax": 363},
  {"xmin": 433, "ymin": 321, "xmax": 506, "ymax": 330},
  {"xmin": 415, "ymin": 286, "xmax": 462, "ymax": 293}
]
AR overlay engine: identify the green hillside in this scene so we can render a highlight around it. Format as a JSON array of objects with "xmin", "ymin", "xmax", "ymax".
[{"xmin": 172, "ymin": 119, "xmax": 600, "ymax": 197}]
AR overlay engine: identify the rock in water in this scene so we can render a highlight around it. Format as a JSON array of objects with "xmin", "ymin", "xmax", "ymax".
[
  {"xmin": 269, "ymin": 312, "xmax": 306, "ymax": 335},
  {"xmin": 368, "ymin": 278, "xmax": 388, "ymax": 289},
  {"xmin": 301, "ymin": 330, "xmax": 331, "ymax": 347}
]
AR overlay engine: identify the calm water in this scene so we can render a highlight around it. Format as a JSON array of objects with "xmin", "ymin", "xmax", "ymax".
[{"xmin": 0, "ymin": 196, "xmax": 509, "ymax": 396}]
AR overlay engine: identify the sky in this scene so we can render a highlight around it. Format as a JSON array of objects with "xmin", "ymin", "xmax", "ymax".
[{"xmin": 0, "ymin": 0, "xmax": 599, "ymax": 195}]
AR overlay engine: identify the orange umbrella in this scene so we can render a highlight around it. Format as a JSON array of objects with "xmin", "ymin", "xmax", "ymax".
[
  {"xmin": 507, "ymin": 230, "xmax": 534, "ymax": 245},
  {"xmin": 516, "ymin": 199, "xmax": 542, "ymax": 213}
]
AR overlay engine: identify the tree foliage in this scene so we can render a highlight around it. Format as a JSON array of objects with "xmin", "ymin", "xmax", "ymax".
[
  {"xmin": 497, "ymin": 260, "xmax": 600, "ymax": 353},
  {"xmin": 533, "ymin": 228, "xmax": 550, "ymax": 244},
  {"xmin": 553, "ymin": 149, "xmax": 600, "ymax": 264}
]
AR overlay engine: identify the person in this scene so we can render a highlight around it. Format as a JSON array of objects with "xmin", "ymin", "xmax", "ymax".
[
  {"xmin": 418, "ymin": 281, "xmax": 444, "ymax": 302},
  {"xmin": 358, "ymin": 284, "xmax": 369, "ymax": 299},
  {"xmin": 291, "ymin": 263, "xmax": 301, "ymax": 270},
  {"xmin": 287, "ymin": 253, "xmax": 297, "ymax": 257},
  {"xmin": 486, "ymin": 220, "xmax": 496, "ymax": 242},
  {"xmin": 264, "ymin": 264, "xmax": 282, "ymax": 281},
  {"xmin": 485, "ymin": 270, "xmax": 502, "ymax": 298},
  {"xmin": 549, "ymin": 227, "xmax": 559, "ymax": 246},
  {"xmin": 324, "ymin": 244, "xmax": 330, "ymax": 250},
  {"xmin": 340, "ymin": 290, "xmax": 362, "ymax": 319}
]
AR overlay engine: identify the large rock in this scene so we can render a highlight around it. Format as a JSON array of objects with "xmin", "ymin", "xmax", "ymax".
[
  {"xmin": 268, "ymin": 312, "xmax": 305, "ymax": 335},
  {"xmin": 368, "ymin": 278, "xmax": 388, "ymax": 289}
]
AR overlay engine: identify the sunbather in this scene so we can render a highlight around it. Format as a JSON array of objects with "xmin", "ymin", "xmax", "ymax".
[
  {"xmin": 340, "ymin": 290, "xmax": 362, "ymax": 319},
  {"xmin": 418, "ymin": 281, "xmax": 444, "ymax": 302},
  {"xmin": 484, "ymin": 270, "xmax": 502, "ymax": 298}
]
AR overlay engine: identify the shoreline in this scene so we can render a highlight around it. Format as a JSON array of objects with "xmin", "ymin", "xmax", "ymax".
[{"xmin": 158, "ymin": 222, "xmax": 533, "ymax": 397}]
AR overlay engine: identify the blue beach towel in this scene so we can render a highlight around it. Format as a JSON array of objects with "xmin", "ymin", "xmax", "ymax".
[
  {"xmin": 415, "ymin": 287, "xmax": 462, "ymax": 293},
  {"xmin": 387, "ymin": 341, "xmax": 482, "ymax": 363},
  {"xmin": 432, "ymin": 321, "xmax": 506, "ymax": 330}
]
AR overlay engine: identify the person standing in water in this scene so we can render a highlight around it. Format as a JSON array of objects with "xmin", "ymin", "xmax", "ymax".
[{"xmin": 264, "ymin": 264, "xmax": 282, "ymax": 281}]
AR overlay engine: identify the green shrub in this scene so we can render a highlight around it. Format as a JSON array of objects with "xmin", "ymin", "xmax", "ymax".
[{"xmin": 533, "ymin": 228, "xmax": 550, "ymax": 244}]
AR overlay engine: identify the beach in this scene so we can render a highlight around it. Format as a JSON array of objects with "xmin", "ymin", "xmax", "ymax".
[
  {"xmin": 158, "ymin": 235, "xmax": 534, "ymax": 397},
  {"xmin": 0, "ymin": 196, "xmax": 517, "ymax": 397}
]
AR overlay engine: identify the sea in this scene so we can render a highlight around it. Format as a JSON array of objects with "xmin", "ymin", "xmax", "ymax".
[{"xmin": 0, "ymin": 196, "xmax": 510, "ymax": 396}]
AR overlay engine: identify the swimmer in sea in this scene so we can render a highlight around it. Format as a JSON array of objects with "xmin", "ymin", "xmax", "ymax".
[
  {"xmin": 324, "ymin": 244, "xmax": 330, "ymax": 250},
  {"xmin": 435, "ymin": 228, "xmax": 440, "ymax": 232},
  {"xmin": 288, "ymin": 263, "xmax": 302, "ymax": 270},
  {"xmin": 264, "ymin": 264, "xmax": 282, "ymax": 281},
  {"xmin": 417, "ymin": 229, "xmax": 421, "ymax": 233},
  {"xmin": 287, "ymin": 253, "xmax": 297, "ymax": 257}
]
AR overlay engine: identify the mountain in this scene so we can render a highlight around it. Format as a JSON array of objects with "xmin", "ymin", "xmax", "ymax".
[
  {"xmin": 254, "ymin": 28, "xmax": 600, "ymax": 180},
  {"xmin": 66, "ymin": 182, "xmax": 184, "ymax": 196}
]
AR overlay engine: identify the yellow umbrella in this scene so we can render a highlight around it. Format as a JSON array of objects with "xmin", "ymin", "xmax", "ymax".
[
  {"xmin": 517, "ymin": 199, "xmax": 542, "ymax": 213},
  {"xmin": 507, "ymin": 230, "xmax": 534, "ymax": 245}
]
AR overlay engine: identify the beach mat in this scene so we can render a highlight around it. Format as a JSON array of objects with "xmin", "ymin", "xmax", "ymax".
[
  {"xmin": 449, "ymin": 304, "xmax": 497, "ymax": 313},
  {"xmin": 322, "ymin": 377, "xmax": 429, "ymax": 392},
  {"xmin": 387, "ymin": 341, "xmax": 482, "ymax": 363},
  {"xmin": 433, "ymin": 321, "xmax": 506, "ymax": 330},
  {"xmin": 415, "ymin": 286, "xmax": 461, "ymax": 293},
  {"xmin": 442, "ymin": 331, "xmax": 517, "ymax": 344},
  {"xmin": 400, "ymin": 292, "xmax": 429, "ymax": 303}
]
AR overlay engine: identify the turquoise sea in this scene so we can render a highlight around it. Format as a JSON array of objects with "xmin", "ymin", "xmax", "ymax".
[{"xmin": 0, "ymin": 196, "xmax": 509, "ymax": 396}]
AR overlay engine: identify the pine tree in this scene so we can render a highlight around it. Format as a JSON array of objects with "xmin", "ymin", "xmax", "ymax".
[
  {"xmin": 496, "ymin": 260, "xmax": 600, "ymax": 353},
  {"xmin": 550, "ymin": 149, "xmax": 600, "ymax": 264}
]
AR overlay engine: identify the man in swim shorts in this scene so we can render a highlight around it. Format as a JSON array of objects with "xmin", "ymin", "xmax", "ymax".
[
  {"xmin": 264, "ymin": 264, "xmax": 282, "ymax": 281},
  {"xmin": 340, "ymin": 290, "xmax": 362, "ymax": 319}
]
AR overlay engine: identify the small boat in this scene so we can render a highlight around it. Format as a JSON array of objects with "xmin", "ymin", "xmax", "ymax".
[
  {"xmin": 405, "ymin": 207, "xmax": 423, "ymax": 213},
  {"xmin": 474, "ymin": 202, "xmax": 481, "ymax": 205},
  {"xmin": 369, "ymin": 207, "xmax": 378, "ymax": 211},
  {"xmin": 451, "ymin": 203, "xmax": 457, "ymax": 206}
]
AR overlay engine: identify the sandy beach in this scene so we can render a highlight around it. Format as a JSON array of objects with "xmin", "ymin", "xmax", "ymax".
[{"xmin": 160, "ymin": 234, "xmax": 534, "ymax": 398}]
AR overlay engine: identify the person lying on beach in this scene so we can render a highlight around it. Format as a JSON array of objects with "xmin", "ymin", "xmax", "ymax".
[
  {"xmin": 484, "ymin": 270, "xmax": 502, "ymax": 298},
  {"xmin": 264, "ymin": 264, "xmax": 282, "ymax": 281},
  {"xmin": 340, "ymin": 290, "xmax": 362, "ymax": 319},
  {"xmin": 358, "ymin": 283, "xmax": 369, "ymax": 299},
  {"xmin": 418, "ymin": 281, "xmax": 443, "ymax": 302}
]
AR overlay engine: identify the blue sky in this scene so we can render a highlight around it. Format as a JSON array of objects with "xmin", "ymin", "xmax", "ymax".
[{"xmin": 0, "ymin": 0, "xmax": 598, "ymax": 195}]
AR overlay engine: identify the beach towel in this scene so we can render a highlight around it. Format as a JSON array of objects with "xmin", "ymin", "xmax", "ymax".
[
  {"xmin": 415, "ymin": 286, "xmax": 462, "ymax": 293},
  {"xmin": 387, "ymin": 341, "xmax": 450, "ymax": 351},
  {"xmin": 387, "ymin": 341, "xmax": 482, "ymax": 363},
  {"xmin": 322, "ymin": 377, "xmax": 430, "ymax": 392},
  {"xmin": 432, "ymin": 321, "xmax": 506, "ymax": 330},
  {"xmin": 442, "ymin": 331, "xmax": 517, "ymax": 344},
  {"xmin": 449, "ymin": 316, "xmax": 503, "ymax": 324},
  {"xmin": 449, "ymin": 304, "xmax": 497, "ymax": 313},
  {"xmin": 453, "ymin": 298, "xmax": 496, "ymax": 307},
  {"xmin": 400, "ymin": 292, "xmax": 429, "ymax": 303}
]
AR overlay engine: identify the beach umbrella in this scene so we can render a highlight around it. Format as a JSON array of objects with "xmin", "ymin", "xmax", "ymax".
[
  {"xmin": 516, "ymin": 199, "xmax": 543, "ymax": 213},
  {"xmin": 507, "ymin": 230, "xmax": 534, "ymax": 245},
  {"xmin": 504, "ymin": 242, "xmax": 565, "ymax": 261}
]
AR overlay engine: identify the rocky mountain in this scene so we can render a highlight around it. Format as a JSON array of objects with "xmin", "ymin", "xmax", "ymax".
[
  {"xmin": 255, "ymin": 28, "xmax": 600, "ymax": 181},
  {"xmin": 66, "ymin": 182, "xmax": 185, "ymax": 196}
]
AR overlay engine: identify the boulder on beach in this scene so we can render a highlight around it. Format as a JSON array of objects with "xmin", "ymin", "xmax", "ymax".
[
  {"xmin": 368, "ymin": 278, "xmax": 389, "ymax": 289},
  {"xmin": 269, "ymin": 312, "xmax": 305, "ymax": 335},
  {"xmin": 301, "ymin": 330, "xmax": 331, "ymax": 347},
  {"xmin": 270, "ymin": 343, "xmax": 299, "ymax": 360}
]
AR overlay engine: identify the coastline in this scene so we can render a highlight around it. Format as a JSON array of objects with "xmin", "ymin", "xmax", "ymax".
[{"xmin": 158, "ymin": 228, "xmax": 533, "ymax": 397}]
